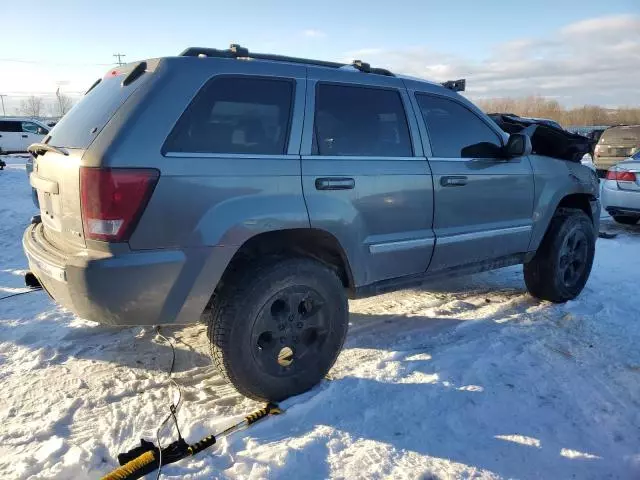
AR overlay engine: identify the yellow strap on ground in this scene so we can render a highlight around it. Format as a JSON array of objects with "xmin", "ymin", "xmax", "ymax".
[{"xmin": 100, "ymin": 450, "xmax": 156, "ymax": 480}]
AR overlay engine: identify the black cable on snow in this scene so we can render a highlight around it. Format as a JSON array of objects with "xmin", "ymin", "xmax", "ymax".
[{"xmin": 0, "ymin": 287, "xmax": 42, "ymax": 301}]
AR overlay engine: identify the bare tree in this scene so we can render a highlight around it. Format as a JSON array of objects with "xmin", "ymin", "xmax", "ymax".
[
  {"xmin": 20, "ymin": 96, "xmax": 44, "ymax": 118},
  {"xmin": 55, "ymin": 88, "xmax": 74, "ymax": 116},
  {"xmin": 476, "ymin": 96, "xmax": 640, "ymax": 127}
]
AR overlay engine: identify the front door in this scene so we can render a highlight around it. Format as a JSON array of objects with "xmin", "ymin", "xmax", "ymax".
[
  {"xmin": 301, "ymin": 73, "xmax": 435, "ymax": 287},
  {"xmin": 412, "ymin": 93, "xmax": 534, "ymax": 271},
  {"xmin": 20, "ymin": 121, "xmax": 47, "ymax": 151}
]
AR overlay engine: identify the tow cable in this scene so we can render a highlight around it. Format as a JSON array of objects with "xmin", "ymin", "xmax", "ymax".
[
  {"xmin": 0, "ymin": 287, "xmax": 41, "ymax": 301},
  {"xmin": 101, "ymin": 327, "xmax": 282, "ymax": 480},
  {"xmin": 0, "ymin": 273, "xmax": 42, "ymax": 301}
]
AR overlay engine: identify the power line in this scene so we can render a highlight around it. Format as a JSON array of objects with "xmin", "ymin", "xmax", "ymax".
[{"xmin": 113, "ymin": 53, "xmax": 126, "ymax": 66}]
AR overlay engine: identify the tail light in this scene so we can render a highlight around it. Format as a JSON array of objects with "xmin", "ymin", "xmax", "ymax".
[
  {"xmin": 80, "ymin": 167, "xmax": 159, "ymax": 242},
  {"xmin": 606, "ymin": 170, "xmax": 637, "ymax": 182}
]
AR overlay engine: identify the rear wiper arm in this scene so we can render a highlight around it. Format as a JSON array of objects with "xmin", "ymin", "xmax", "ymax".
[{"xmin": 27, "ymin": 143, "xmax": 69, "ymax": 157}]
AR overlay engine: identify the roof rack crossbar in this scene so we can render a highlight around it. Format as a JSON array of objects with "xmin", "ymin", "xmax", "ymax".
[{"xmin": 180, "ymin": 45, "xmax": 395, "ymax": 76}]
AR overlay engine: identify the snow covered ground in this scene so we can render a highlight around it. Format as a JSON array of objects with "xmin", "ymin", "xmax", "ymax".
[{"xmin": 1, "ymin": 155, "xmax": 639, "ymax": 479}]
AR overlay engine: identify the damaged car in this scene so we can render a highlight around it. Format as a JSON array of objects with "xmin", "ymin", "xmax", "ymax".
[{"xmin": 23, "ymin": 46, "xmax": 600, "ymax": 401}]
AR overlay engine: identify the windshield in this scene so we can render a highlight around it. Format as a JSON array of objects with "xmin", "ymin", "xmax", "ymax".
[{"xmin": 599, "ymin": 126, "xmax": 640, "ymax": 144}]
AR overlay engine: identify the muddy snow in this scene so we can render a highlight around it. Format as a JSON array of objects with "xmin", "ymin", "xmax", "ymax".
[{"xmin": 1, "ymin": 156, "xmax": 639, "ymax": 479}]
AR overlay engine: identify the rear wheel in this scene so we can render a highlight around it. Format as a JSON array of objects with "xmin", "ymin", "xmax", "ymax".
[
  {"xmin": 524, "ymin": 208, "xmax": 595, "ymax": 303},
  {"xmin": 612, "ymin": 215, "xmax": 639, "ymax": 225},
  {"xmin": 206, "ymin": 257, "xmax": 348, "ymax": 401}
]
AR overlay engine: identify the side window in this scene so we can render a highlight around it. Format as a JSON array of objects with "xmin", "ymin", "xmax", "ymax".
[
  {"xmin": 164, "ymin": 76, "xmax": 294, "ymax": 155},
  {"xmin": 314, "ymin": 84, "xmax": 412, "ymax": 157},
  {"xmin": 22, "ymin": 122, "xmax": 46, "ymax": 134},
  {"xmin": 416, "ymin": 94, "xmax": 502, "ymax": 158},
  {"xmin": 0, "ymin": 121, "xmax": 22, "ymax": 133}
]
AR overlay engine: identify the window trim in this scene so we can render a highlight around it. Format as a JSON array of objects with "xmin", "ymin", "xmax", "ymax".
[
  {"xmin": 414, "ymin": 92, "xmax": 505, "ymax": 160},
  {"xmin": 161, "ymin": 74, "xmax": 297, "ymax": 157},
  {"xmin": 312, "ymin": 81, "xmax": 415, "ymax": 157}
]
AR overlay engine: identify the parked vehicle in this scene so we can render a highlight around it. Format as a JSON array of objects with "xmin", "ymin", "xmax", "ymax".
[
  {"xmin": 23, "ymin": 45, "xmax": 600, "ymax": 401},
  {"xmin": 602, "ymin": 151, "xmax": 640, "ymax": 225},
  {"xmin": 0, "ymin": 117, "xmax": 50, "ymax": 153},
  {"xmin": 594, "ymin": 125, "xmax": 640, "ymax": 176},
  {"xmin": 25, "ymin": 154, "xmax": 39, "ymax": 207}
]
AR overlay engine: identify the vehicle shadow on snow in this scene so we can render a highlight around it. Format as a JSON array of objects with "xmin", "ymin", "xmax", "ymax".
[
  {"xmin": 1, "ymin": 297, "xmax": 212, "ymax": 374},
  {"xmin": 250, "ymin": 365, "xmax": 612, "ymax": 480}
]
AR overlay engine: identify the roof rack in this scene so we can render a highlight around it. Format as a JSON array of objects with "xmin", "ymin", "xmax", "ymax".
[
  {"xmin": 441, "ymin": 79, "xmax": 466, "ymax": 92},
  {"xmin": 179, "ymin": 44, "xmax": 395, "ymax": 77}
]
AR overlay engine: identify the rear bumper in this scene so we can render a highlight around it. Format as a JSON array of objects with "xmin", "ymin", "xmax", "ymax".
[
  {"xmin": 23, "ymin": 223, "xmax": 234, "ymax": 326},
  {"xmin": 601, "ymin": 180, "xmax": 640, "ymax": 215}
]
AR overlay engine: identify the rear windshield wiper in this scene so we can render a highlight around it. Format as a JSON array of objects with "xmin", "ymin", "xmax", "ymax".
[{"xmin": 27, "ymin": 143, "xmax": 69, "ymax": 157}]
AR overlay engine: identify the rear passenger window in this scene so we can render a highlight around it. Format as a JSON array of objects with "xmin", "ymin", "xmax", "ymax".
[
  {"xmin": 0, "ymin": 121, "xmax": 21, "ymax": 132},
  {"xmin": 416, "ymin": 94, "xmax": 502, "ymax": 158},
  {"xmin": 314, "ymin": 84, "xmax": 412, "ymax": 157},
  {"xmin": 164, "ymin": 76, "xmax": 294, "ymax": 155}
]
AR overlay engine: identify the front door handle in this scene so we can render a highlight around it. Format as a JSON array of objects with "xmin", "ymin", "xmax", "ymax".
[
  {"xmin": 315, "ymin": 177, "xmax": 355, "ymax": 190},
  {"xmin": 441, "ymin": 175, "xmax": 468, "ymax": 187},
  {"xmin": 22, "ymin": 134, "xmax": 29, "ymax": 138}
]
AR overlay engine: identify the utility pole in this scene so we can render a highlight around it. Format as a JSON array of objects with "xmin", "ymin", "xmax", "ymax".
[
  {"xmin": 0, "ymin": 95, "xmax": 6, "ymax": 116},
  {"xmin": 113, "ymin": 53, "xmax": 126, "ymax": 66}
]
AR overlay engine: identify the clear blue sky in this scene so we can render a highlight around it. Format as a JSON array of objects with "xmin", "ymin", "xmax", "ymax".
[
  {"xmin": 2, "ymin": 0, "xmax": 636, "ymax": 65},
  {"xmin": 1, "ymin": 0, "xmax": 638, "ymax": 107}
]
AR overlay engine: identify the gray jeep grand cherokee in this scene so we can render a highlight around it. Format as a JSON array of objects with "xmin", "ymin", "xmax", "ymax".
[{"xmin": 24, "ymin": 45, "xmax": 600, "ymax": 401}]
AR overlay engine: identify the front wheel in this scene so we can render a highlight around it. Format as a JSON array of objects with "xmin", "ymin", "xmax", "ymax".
[
  {"xmin": 206, "ymin": 257, "xmax": 348, "ymax": 401},
  {"xmin": 524, "ymin": 209, "xmax": 596, "ymax": 303}
]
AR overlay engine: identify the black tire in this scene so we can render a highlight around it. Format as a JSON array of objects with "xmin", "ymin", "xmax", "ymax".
[
  {"xmin": 612, "ymin": 215, "xmax": 639, "ymax": 225},
  {"xmin": 524, "ymin": 208, "xmax": 595, "ymax": 303},
  {"xmin": 205, "ymin": 257, "xmax": 348, "ymax": 401}
]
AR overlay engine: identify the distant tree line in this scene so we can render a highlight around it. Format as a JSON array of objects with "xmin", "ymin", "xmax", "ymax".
[
  {"xmin": 475, "ymin": 96, "xmax": 640, "ymax": 127},
  {"xmin": 15, "ymin": 92, "xmax": 75, "ymax": 119}
]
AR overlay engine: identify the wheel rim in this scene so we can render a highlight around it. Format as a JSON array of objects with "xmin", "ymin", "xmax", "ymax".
[
  {"xmin": 559, "ymin": 227, "xmax": 589, "ymax": 288},
  {"xmin": 250, "ymin": 286, "xmax": 328, "ymax": 377}
]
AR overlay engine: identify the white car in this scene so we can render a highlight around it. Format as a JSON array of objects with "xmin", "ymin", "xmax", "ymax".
[
  {"xmin": 0, "ymin": 117, "xmax": 50, "ymax": 153},
  {"xmin": 602, "ymin": 152, "xmax": 640, "ymax": 225}
]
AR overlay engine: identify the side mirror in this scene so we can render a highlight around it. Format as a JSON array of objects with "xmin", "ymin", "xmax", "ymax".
[{"xmin": 505, "ymin": 133, "xmax": 532, "ymax": 158}]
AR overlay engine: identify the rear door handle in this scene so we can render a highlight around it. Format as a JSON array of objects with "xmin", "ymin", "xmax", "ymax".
[
  {"xmin": 441, "ymin": 175, "xmax": 468, "ymax": 187},
  {"xmin": 315, "ymin": 177, "xmax": 355, "ymax": 190}
]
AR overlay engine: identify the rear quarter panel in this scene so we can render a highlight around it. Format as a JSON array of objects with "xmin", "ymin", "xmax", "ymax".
[
  {"xmin": 80, "ymin": 58, "xmax": 311, "ymax": 325},
  {"xmin": 528, "ymin": 156, "xmax": 600, "ymax": 252},
  {"xmin": 84, "ymin": 57, "xmax": 310, "ymax": 250}
]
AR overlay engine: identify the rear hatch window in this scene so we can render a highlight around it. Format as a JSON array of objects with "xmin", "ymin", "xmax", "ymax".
[
  {"xmin": 47, "ymin": 63, "xmax": 152, "ymax": 149},
  {"xmin": 30, "ymin": 62, "xmax": 154, "ymax": 251},
  {"xmin": 598, "ymin": 126, "xmax": 640, "ymax": 157}
]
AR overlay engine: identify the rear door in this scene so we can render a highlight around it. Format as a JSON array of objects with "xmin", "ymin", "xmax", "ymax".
[
  {"xmin": 412, "ymin": 93, "xmax": 534, "ymax": 271},
  {"xmin": 0, "ymin": 120, "xmax": 22, "ymax": 152},
  {"xmin": 30, "ymin": 66, "xmax": 153, "ymax": 250},
  {"xmin": 301, "ymin": 71, "xmax": 434, "ymax": 286}
]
